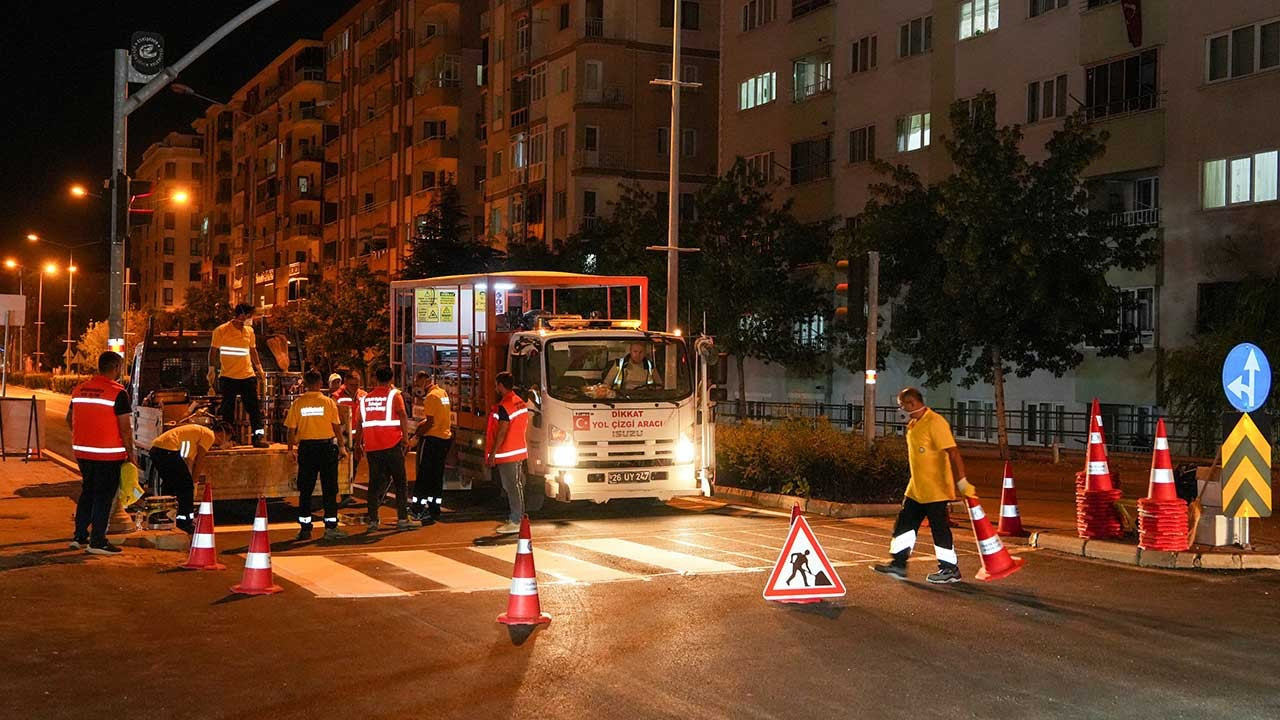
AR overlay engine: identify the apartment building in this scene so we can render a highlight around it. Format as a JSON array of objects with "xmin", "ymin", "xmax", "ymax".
[
  {"xmin": 481, "ymin": 0, "xmax": 721, "ymax": 244},
  {"xmin": 132, "ymin": 132, "xmax": 204, "ymax": 312},
  {"xmin": 322, "ymin": 0, "xmax": 485, "ymax": 282},
  {"xmin": 193, "ymin": 106, "xmax": 235, "ymax": 295},
  {"xmin": 719, "ymin": 0, "xmax": 1280, "ymax": 434}
]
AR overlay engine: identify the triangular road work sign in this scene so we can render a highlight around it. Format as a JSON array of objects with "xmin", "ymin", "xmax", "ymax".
[{"xmin": 763, "ymin": 515, "xmax": 846, "ymax": 602}]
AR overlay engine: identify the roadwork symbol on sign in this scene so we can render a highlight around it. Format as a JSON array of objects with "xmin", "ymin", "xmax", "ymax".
[
  {"xmin": 763, "ymin": 515, "xmax": 846, "ymax": 602},
  {"xmin": 1222, "ymin": 413, "xmax": 1272, "ymax": 518}
]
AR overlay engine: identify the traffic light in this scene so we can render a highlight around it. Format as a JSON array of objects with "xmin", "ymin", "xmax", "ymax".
[{"xmin": 834, "ymin": 257, "xmax": 865, "ymax": 323}]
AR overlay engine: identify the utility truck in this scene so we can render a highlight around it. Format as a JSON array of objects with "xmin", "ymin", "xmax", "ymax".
[{"xmin": 390, "ymin": 272, "xmax": 717, "ymax": 505}]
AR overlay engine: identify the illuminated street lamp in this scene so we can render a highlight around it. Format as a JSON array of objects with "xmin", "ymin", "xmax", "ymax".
[
  {"xmin": 27, "ymin": 233, "xmax": 96, "ymax": 370},
  {"xmin": 35, "ymin": 263, "xmax": 58, "ymax": 372}
]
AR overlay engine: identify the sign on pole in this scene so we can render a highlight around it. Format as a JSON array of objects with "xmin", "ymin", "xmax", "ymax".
[
  {"xmin": 1221, "ymin": 343, "xmax": 1271, "ymax": 413},
  {"xmin": 129, "ymin": 31, "xmax": 165, "ymax": 81},
  {"xmin": 1221, "ymin": 413, "xmax": 1272, "ymax": 518}
]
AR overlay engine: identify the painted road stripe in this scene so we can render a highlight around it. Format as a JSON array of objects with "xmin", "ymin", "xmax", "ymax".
[
  {"xmin": 470, "ymin": 546, "xmax": 635, "ymax": 583},
  {"xmin": 372, "ymin": 550, "xmax": 510, "ymax": 591},
  {"xmin": 271, "ymin": 555, "xmax": 410, "ymax": 598},
  {"xmin": 563, "ymin": 538, "xmax": 741, "ymax": 574},
  {"xmin": 666, "ymin": 536, "xmax": 775, "ymax": 564}
]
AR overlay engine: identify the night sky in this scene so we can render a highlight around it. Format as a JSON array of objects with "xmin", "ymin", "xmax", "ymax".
[{"xmin": 0, "ymin": 1, "xmax": 356, "ymax": 280}]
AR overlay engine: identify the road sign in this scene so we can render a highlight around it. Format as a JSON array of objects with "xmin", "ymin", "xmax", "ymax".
[
  {"xmin": 1221, "ymin": 343, "xmax": 1271, "ymax": 413},
  {"xmin": 763, "ymin": 515, "xmax": 846, "ymax": 602},
  {"xmin": 129, "ymin": 31, "xmax": 165, "ymax": 79},
  {"xmin": 1222, "ymin": 413, "xmax": 1272, "ymax": 518}
]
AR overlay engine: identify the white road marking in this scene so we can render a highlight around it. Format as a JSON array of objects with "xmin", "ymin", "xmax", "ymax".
[
  {"xmin": 371, "ymin": 550, "xmax": 510, "ymax": 591},
  {"xmin": 469, "ymin": 546, "xmax": 636, "ymax": 584},
  {"xmin": 562, "ymin": 538, "xmax": 741, "ymax": 574},
  {"xmin": 271, "ymin": 555, "xmax": 410, "ymax": 598}
]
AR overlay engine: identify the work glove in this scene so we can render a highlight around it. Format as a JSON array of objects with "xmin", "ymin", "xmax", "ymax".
[{"xmin": 957, "ymin": 478, "xmax": 978, "ymax": 499}]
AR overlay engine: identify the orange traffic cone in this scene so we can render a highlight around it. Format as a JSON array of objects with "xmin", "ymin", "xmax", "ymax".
[
  {"xmin": 964, "ymin": 495, "xmax": 1025, "ymax": 582},
  {"xmin": 1138, "ymin": 419, "xmax": 1188, "ymax": 552},
  {"xmin": 996, "ymin": 462, "xmax": 1029, "ymax": 538},
  {"xmin": 231, "ymin": 497, "xmax": 282, "ymax": 595},
  {"xmin": 182, "ymin": 483, "xmax": 225, "ymax": 570},
  {"xmin": 1084, "ymin": 399, "xmax": 1115, "ymax": 492},
  {"xmin": 497, "ymin": 516, "xmax": 551, "ymax": 626},
  {"xmin": 1144, "ymin": 418, "xmax": 1178, "ymax": 502},
  {"xmin": 1077, "ymin": 398, "xmax": 1124, "ymax": 540},
  {"xmin": 789, "ymin": 503, "xmax": 801, "ymax": 525}
]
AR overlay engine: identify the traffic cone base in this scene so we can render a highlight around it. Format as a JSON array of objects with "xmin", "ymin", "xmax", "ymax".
[
  {"xmin": 182, "ymin": 484, "xmax": 225, "ymax": 570},
  {"xmin": 497, "ymin": 516, "xmax": 551, "ymax": 626},
  {"xmin": 1138, "ymin": 419, "xmax": 1188, "ymax": 551},
  {"xmin": 231, "ymin": 499, "xmax": 283, "ymax": 595},
  {"xmin": 965, "ymin": 496, "xmax": 1025, "ymax": 582},
  {"xmin": 976, "ymin": 555, "xmax": 1025, "ymax": 582}
]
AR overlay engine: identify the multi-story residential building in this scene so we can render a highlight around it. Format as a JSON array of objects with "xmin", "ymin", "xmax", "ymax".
[
  {"xmin": 193, "ymin": 106, "xmax": 236, "ymax": 295},
  {"xmin": 481, "ymin": 0, "xmax": 721, "ymax": 244},
  {"xmin": 322, "ymin": 0, "xmax": 485, "ymax": 282},
  {"xmin": 719, "ymin": 0, "xmax": 1280, "ymax": 440},
  {"xmin": 133, "ymin": 131, "xmax": 204, "ymax": 312}
]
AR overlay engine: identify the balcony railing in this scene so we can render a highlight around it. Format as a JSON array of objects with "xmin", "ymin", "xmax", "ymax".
[
  {"xmin": 577, "ymin": 85, "xmax": 625, "ymax": 105},
  {"xmin": 510, "ymin": 107, "xmax": 529, "ymax": 127},
  {"xmin": 1108, "ymin": 207, "xmax": 1160, "ymax": 228},
  {"xmin": 295, "ymin": 147, "xmax": 324, "ymax": 163},
  {"xmin": 295, "ymin": 188, "xmax": 323, "ymax": 201},
  {"xmin": 1085, "ymin": 93, "xmax": 1159, "ymax": 122},
  {"xmin": 292, "ymin": 224, "xmax": 322, "ymax": 237},
  {"xmin": 583, "ymin": 17, "xmax": 611, "ymax": 39},
  {"xmin": 573, "ymin": 150, "xmax": 627, "ymax": 171},
  {"xmin": 792, "ymin": 76, "xmax": 833, "ymax": 103}
]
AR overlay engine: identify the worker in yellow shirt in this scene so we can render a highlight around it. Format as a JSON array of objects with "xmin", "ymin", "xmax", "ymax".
[
  {"xmin": 873, "ymin": 387, "xmax": 976, "ymax": 584},
  {"xmin": 207, "ymin": 303, "xmax": 269, "ymax": 448},
  {"xmin": 285, "ymin": 370, "xmax": 348, "ymax": 541},
  {"xmin": 410, "ymin": 371, "xmax": 453, "ymax": 525},
  {"xmin": 149, "ymin": 420, "xmax": 234, "ymax": 534}
]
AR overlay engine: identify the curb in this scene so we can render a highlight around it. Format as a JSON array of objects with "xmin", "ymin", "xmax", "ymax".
[
  {"xmin": 712, "ymin": 486, "xmax": 899, "ymax": 518},
  {"xmin": 1030, "ymin": 531, "xmax": 1280, "ymax": 571}
]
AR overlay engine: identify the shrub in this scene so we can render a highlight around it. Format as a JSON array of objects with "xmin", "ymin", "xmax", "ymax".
[
  {"xmin": 52, "ymin": 374, "xmax": 92, "ymax": 394},
  {"xmin": 716, "ymin": 419, "xmax": 909, "ymax": 504},
  {"xmin": 4, "ymin": 372, "xmax": 90, "ymax": 393}
]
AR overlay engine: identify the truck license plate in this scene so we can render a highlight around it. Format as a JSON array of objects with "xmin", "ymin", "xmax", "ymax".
[{"xmin": 607, "ymin": 471, "xmax": 652, "ymax": 484}]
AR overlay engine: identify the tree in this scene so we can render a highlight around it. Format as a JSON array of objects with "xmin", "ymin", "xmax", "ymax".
[
  {"xmin": 685, "ymin": 160, "xmax": 833, "ymax": 414},
  {"xmin": 862, "ymin": 93, "xmax": 1157, "ymax": 457},
  {"xmin": 291, "ymin": 266, "xmax": 389, "ymax": 373},
  {"xmin": 400, "ymin": 181, "xmax": 499, "ymax": 280},
  {"xmin": 175, "ymin": 284, "xmax": 232, "ymax": 330},
  {"xmin": 74, "ymin": 309, "xmax": 151, "ymax": 372}
]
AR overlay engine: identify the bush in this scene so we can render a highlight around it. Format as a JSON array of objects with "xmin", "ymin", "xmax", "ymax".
[
  {"xmin": 716, "ymin": 419, "xmax": 909, "ymax": 504},
  {"xmin": 4, "ymin": 372, "xmax": 91, "ymax": 393},
  {"xmin": 52, "ymin": 374, "xmax": 92, "ymax": 394}
]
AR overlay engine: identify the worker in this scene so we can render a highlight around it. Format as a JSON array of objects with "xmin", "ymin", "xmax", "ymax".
[
  {"xmin": 333, "ymin": 369, "xmax": 366, "ymax": 492},
  {"xmin": 410, "ymin": 371, "xmax": 453, "ymax": 525},
  {"xmin": 207, "ymin": 303, "xmax": 269, "ymax": 448},
  {"xmin": 286, "ymin": 370, "xmax": 348, "ymax": 541},
  {"xmin": 66, "ymin": 351, "xmax": 135, "ymax": 555},
  {"xmin": 149, "ymin": 420, "xmax": 234, "ymax": 534},
  {"xmin": 359, "ymin": 366, "xmax": 411, "ymax": 531},
  {"xmin": 604, "ymin": 341, "xmax": 662, "ymax": 390},
  {"xmin": 873, "ymin": 387, "xmax": 976, "ymax": 584},
  {"xmin": 487, "ymin": 371, "xmax": 530, "ymax": 535}
]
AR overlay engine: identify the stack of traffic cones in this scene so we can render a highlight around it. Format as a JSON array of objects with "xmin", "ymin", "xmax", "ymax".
[
  {"xmin": 182, "ymin": 483, "xmax": 225, "ymax": 570},
  {"xmin": 1076, "ymin": 399, "xmax": 1124, "ymax": 540},
  {"xmin": 963, "ymin": 495, "xmax": 1025, "ymax": 581},
  {"xmin": 996, "ymin": 462, "xmax": 1029, "ymax": 538},
  {"xmin": 1138, "ymin": 419, "xmax": 1189, "ymax": 552},
  {"xmin": 231, "ymin": 498, "xmax": 282, "ymax": 595},
  {"xmin": 497, "ymin": 516, "xmax": 551, "ymax": 627}
]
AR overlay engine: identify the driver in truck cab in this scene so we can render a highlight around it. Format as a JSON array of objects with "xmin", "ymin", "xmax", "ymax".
[{"xmin": 604, "ymin": 342, "xmax": 663, "ymax": 390}]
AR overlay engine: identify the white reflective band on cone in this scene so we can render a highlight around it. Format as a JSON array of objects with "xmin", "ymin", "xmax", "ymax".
[
  {"xmin": 1095, "ymin": 415, "xmax": 1104, "ymax": 426},
  {"xmin": 192, "ymin": 534, "xmax": 214, "ymax": 549},
  {"xmin": 978, "ymin": 536, "xmax": 1004, "ymax": 555},
  {"xmin": 934, "ymin": 546, "xmax": 958, "ymax": 565},
  {"xmin": 1089, "ymin": 433, "xmax": 1102, "ymax": 444},
  {"xmin": 1154, "ymin": 437, "xmax": 1168, "ymax": 450},
  {"xmin": 1001, "ymin": 505, "xmax": 1019, "ymax": 518},
  {"xmin": 1003, "ymin": 478, "xmax": 1014, "ymax": 488},
  {"xmin": 199, "ymin": 502, "xmax": 212, "ymax": 515},
  {"xmin": 1088, "ymin": 462, "xmax": 1109, "ymax": 475},
  {"xmin": 517, "ymin": 539, "xmax": 532, "ymax": 554},
  {"xmin": 968, "ymin": 504, "xmax": 986, "ymax": 522},
  {"xmin": 509, "ymin": 577, "xmax": 538, "ymax": 596},
  {"xmin": 889, "ymin": 530, "xmax": 916, "ymax": 554},
  {"xmin": 245, "ymin": 552, "xmax": 272, "ymax": 570},
  {"xmin": 253, "ymin": 518, "xmax": 269, "ymax": 532},
  {"xmin": 1151, "ymin": 468, "xmax": 1174, "ymax": 484}
]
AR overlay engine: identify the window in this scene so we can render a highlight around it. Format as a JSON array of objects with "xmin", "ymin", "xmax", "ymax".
[
  {"xmin": 851, "ymin": 35, "xmax": 877, "ymax": 74},
  {"xmin": 681, "ymin": 128, "xmax": 697, "ymax": 158},
  {"xmin": 422, "ymin": 119, "xmax": 447, "ymax": 139},
  {"xmin": 1085, "ymin": 49, "xmax": 1158, "ymax": 120},
  {"xmin": 191, "ymin": 237, "xmax": 202, "ymax": 256},
  {"xmin": 190, "ymin": 214, "xmax": 202, "ymax": 231},
  {"xmin": 658, "ymin": 127, "xmax": 670, "ymax": 156},
  {"xmin": 192, "ymin": 163, "xmax": 204, "ymax": 181},
  {"xmin": 658, "ymin": 63, "xmax": 672, "ymax": 80},
  {"xmin": 164, "ymin": 161, "xmax": 178, "ymax": 179},
  {"xmin": 789, "ymin": 136, "xmax": 832, "ymax": 184},
  {"xmin": 849, "ymin": 125, "xmax": 875, "ymax": 164},
  {"xmin": 740, "ymin": 0, "xmax": 776, "ymax": 32},
  {"xmin": 956, "ymin": 94, "xmax": 995, "ymax": 124},
  {"xmin": 554, "ymin": 125, "xmax": 568, "ymax": 157},
  {"xmin": 1026, "ymin": 74, "xmax": 1068, "ymax": 123},
  {"xmin": 163, "ymin": 237, "xmax": 175, "ymax": 255},
  {"xmin": 163, "ymin": 288, "xmax": 174, "ymax": 307},
  {"xmin": 163, "ymin": 262, "xmax": 174, "ymax": 281},
  {"xmin": 660, "ymin": 1, "xmax": 700, "ymax": 30},
  {"xmin": 1207, "ymin": 19, "xmax": 1280, "ymax": 83},
  {"xmin": 553, "ymin": 190, "xmax": 567, "ymax": 219},
  {"xmin": 792, "ymin": 0, "xmax": 830, "ymax": 20},
  {"xmin": 493, "ymin": 94, "xmax": 504, "ymax": 121},
  {"xmin": 682, "ymin": 64, "xmax": 699, "ymax": 84},
  {"xmin": 895, "ymin": 112, "xmax": 931, "ymax": 152},
  {"xmin": 1117, "ymin": 287, "xmax": 1156, "ymax": 345},
  {"xmin": 189, "ymin": 263, "xmax": 202, "ymax": 282},
  {"xmin": 559, "ymin": 3, "xmax": 570, "ymax": 30},
  {"xmin": 164, "ymin": 212, "xmax": 176, "ymax": 230},
  {"xmin": 792, "ymin": 55, "xmax": 832, "ymax": 101},
  {"xmin": 1029, "ymin": 0, "xmax": 1067, "ymax": 18},
  {"xmin": 745, "ymin": 151, "xmax": 774, "ymax": 182},
  {"xmin": 530, "ymin": 130, "xmax": 546, "ymax": 167},
  {"xmin": 490, "ymin": 208, "xmax": 503, "ymax": 235},
  {"xmin": 899, "ymin": 16, "xmax": 932, "ymax": 58},
  {"xmin": 1202, "ymin": 150, "xmax": 1278, "ymax": 208},
  {"xmin": 583, "ymin": 190, "xmax": 598, "ymax": 218},
  {"xmin": 510, "ymin": 133, "xmax": 528, "ymax": 170},
  {"xmin": 559, "ymin": 66, "xmax": 570, "ymax": 93},
  {"xmin": 959, "ymin": 0, "xmax": 999, "ymax": 40},
  {"xmin": 584, "ymin": 125, "xmax": 600, "ymax": 152},
  {"xmin": 530, "ymin": 63, "xmax": 547, "ymax": 101},
  {"xmin": 738, "ymin": 71, "xmax": 776, "ymax": 110},
  {"xmin": 492, "ymin": 150, "xmax": 503, "ymax": 177}
]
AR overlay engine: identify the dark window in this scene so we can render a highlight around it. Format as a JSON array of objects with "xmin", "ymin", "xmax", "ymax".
[
  {"xmin": 849, "ymin": 125, "xmax": 875, "ymax": 164},
  {"xmin": 164, "ymin": 162, "xmax": 177, "ymax": 179},
  {"xmin": 898, "ymin": 16, "xmax": 932, "ymax": 57},
  {"xmin": 163, "ymin": 262, "xmax": 174, "ymax": 281},
  {"xmin": 790, "ymin": 136, "xmax": 832, "ymax": 184},
  {"xmin": 189, "ymin": 263, "xmax": 201, "ymax": 282},
  {"xmin": 1029, "ymin": 0, "xmax": 1067, "ymax": 18},
  {"xmin": 1085, "ymin": 49, "xmax": 1158, "ymax": 120},
  {"xmin": 792, "ymin": 0, "xmax": 830, "ymax": 20},
  {"xmin": 661, "ymin": 1, "xmax": 701, "ymax": 29},
  {"xmin": 559, "ymin": 3, "xmax": 570, "ymax": 30}
]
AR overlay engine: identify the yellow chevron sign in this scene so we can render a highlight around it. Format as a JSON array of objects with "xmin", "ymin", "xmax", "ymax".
[{"xmin": 1222, "ymin": 413, "xmax": 1272, "ymax": 518}]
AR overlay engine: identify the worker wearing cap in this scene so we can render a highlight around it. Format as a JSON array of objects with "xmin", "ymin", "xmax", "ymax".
[
  {"xmin": 286, "ymin": 370, "xmax": 348, "ymax": 541},
  {"xmin": 410, "ymin": 371, "xmax": 453, "ymax": 525},
  {"xmin": 207, "ymin": 303, "xmax": 269, "ymax": 448},
  {"xmin": 149, "ymin": 420, "xmax": 234, "ymax": 533}
]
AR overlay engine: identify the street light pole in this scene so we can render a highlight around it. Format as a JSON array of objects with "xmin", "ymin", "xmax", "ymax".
[
  {"xmin": 35, "ymin": 269, "xmax": 47, "ymax": 372},
  {"xmin": 64, "ymin": 251, "xmax": 76, "ymax": 370}
]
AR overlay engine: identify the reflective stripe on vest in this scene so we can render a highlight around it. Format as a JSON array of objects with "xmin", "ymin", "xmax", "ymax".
[
  {"xmin": 611, "ymin": 357, "xmax": 654, "ymax": 388},
  {"xmin": 360, "ymin": 387, "xmax": 402, "ymax": 451},
  {"xmin": 219, "ymin": 347, "xmax": 251, "ymax": 356},
  {"xmin": 71, "ymin": 375, "xmax": 128, "ymax": 461},
  {"xmin": 493, "ymin": 391, "xmax": 529, "ymax": 463}
]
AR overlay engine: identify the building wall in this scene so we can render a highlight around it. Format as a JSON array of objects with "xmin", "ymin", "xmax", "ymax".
[{"xmin": 133, "ymin": 132, "xmax": 204, "ymax": 312}]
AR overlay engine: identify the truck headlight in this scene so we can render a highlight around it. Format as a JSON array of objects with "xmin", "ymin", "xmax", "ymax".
[
  {"xmin": 675, "ymin": 432, "xmax": 695, "ymax": 464},
  {"xmin": 552, "ymin": 443, "xmax": 579, "ymax": 468}
]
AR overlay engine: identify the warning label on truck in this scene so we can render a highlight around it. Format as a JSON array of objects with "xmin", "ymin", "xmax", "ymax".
[{"xmin": 572, "ymin": 409, "xmax": 674, "ymax": 440}]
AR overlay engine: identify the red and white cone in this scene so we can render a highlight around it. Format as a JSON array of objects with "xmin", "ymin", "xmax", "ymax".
[
  {"xmin": 789, "ymin": 503, "xmax": 802, "ymax": 525},
  {"xmin": 1138, "ymin": 418, "xmax": 1188, "ymax": 552},
  {"xmin": 182, "ymin": 483, "xmax": 225, "ymax": 570},
  {"xmin": 996, "ymin": 462, "xmax": 1029, "ymax": 538},
  {"xmin": 1077, "ymin": 398, "xmax": 1124, "ymax": 540},
  {"xmin": 1084, "ymin": 399, "xmax": 1115, "ymax": 493},
  {"xmin": 231, "ymin": 497, "xmax": 282, "ymax": 595},
  {"xmin": 497, "ymin": 516, "xmax": 551, "ymax": 626},
  {"xmin": 964, "ymin": 495, "xmax": 1025, "ymax": 582}
]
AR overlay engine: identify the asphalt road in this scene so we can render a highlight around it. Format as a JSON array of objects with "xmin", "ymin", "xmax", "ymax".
[{"xmin": 2, "ymin": 489, "xmax": 1279, "ymax": 720}]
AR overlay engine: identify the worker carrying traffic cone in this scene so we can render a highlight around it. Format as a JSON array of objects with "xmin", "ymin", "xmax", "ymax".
[{"xmin": 873, "ymin": 388, "xmax": 974, "ymax": 584}]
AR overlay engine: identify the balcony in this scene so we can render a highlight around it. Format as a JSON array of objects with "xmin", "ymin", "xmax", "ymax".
[
  {"xmin": 576, "ymin": 85, "xmax": 626, "ymax": 106},
  {"xmin": 256, "ymin": 196, "xmax": 279, "ymax": 214},
  {"xmin": 510, "ymin": 107, "xmax": 529, "ymax": 128},
  {"xmin": 514, "ymin": 48, "xmax": 531, "ymax": 69},
  {"xmin": 216, "ymin": 158, "xmax": 233, "ymax": 174},
  {"xmin": 415, "ymin": 135, "xmax": 460, "ymax": 158},
  {"xmin": 295, "ymin": 188, "xmax": 323, "ymax": 202},
  {"xmin": 295, "ymin": 147, "xmax": 324, "ymax": 163},
  {"xmin": 291, "ymin": 223, "xmax": 322, "ymax": 238},
  {"xmin": 415, "ymin": 79, "xmax": 462, "ymax": 109},
  {"xmin": 582, "ymin": 18, "xmax": 617, "ymax": 40},
  {"xmin": 573, "ymin": 149, "xmax": 627, "ymax": 172},
  {"xmin": 288, "ymin": 261, "xmax": 320, "ymax": 278},
  {"xmin": 1107, "ymin": 207, "xmax": 1160, "ymax": 228}
]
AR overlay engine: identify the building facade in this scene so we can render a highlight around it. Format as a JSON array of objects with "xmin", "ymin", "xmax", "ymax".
[
  {"xmin": 719, "ymin": 0, "xmax": 1280, "ymax": 439},
  {"xmin": 480, "ymin": 0, "xmax": 721, "ymax": 244},
  {"xmin": 133, "ymin": 132, "xmax": 204, "ymax": 312}
]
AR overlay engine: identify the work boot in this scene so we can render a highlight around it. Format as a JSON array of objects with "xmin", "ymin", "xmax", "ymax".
[
  {"xmin": 69, "ymin": 536, "xmax": 89, "ymax": 550},
  {"xmin": 419, "ymin": 514, "xmax": 436, "ymax": 527},
  {"xmin": 367, "ymin": 518, "xmax": 381, "ymax": 532},
  {"xmin": 926, "ymin": 566, "xmax": 962, "ymax": 584},
  {"xmin": 396, "ymin": 518, "xmax": 414, "ymax": 531},
  {"xmin": 86, "ymin": 541, "xmax": 123, "ymax": 556},
  {"xmin": 295, "ymin": 525, "xmax": 313, "ymax": 542},
  {"xmin": 323, "ymin": 527, "xmax": 348, "ymax": 541},
  {"xmin": 252, "ymin": 435, "xmax": 270, "ymax": 449},
  {"xmin": 871, "ymin": 562, "xmax": 907, "ymax": 580},
  {"xmin": 494, "ymin": 521, "xmax": 520, "ymax": 535}
]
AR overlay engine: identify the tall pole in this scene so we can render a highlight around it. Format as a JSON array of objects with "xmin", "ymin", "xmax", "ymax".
[
  {"xmin": 64, "ymin": 250, "xmax": 75, "ymax": 369},
  {"xmin": 35, "ymin": 272, "xmax": 45, "ymax": 372},
  {"xmin": 109, "ymin": 49, "xmax": 129, "ymax": 350},
  {"xmin": 665, "ymin": 0, "xmax": 681, "ymax": 334},
  {"xmin": 863, "ymin": 251, "xmax": 879, "ymax": 445},
  {"xmin": 16, "ymin": 272, "xmax": 22, "ymax": 373}
]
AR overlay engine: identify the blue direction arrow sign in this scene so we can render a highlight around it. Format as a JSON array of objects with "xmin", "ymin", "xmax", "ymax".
[{"xmin": 1222, "ymin": 343, "xmax": 1271, "ymax": 413}]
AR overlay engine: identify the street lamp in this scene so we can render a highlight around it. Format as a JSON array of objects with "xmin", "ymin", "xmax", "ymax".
[
  {"xmin": 35, "ymin": 263, "xmax": 58, "ymax": 372},
  {"xmin": 69, "ymin": 184, "xmax": 103, "ymax": 200},
  {"xmin": 28, "ymin": 234, "xmax": 97, "ymax": 370}
]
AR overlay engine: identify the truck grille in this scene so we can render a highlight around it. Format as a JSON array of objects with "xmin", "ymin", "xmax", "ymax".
[{"xmin": 577, "ymin": 438, "xmax": 674, "ymax": 469}]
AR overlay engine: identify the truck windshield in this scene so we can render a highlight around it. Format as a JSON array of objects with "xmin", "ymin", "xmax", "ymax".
[{"xmin": 545, "ymin": 337, "xmax": 691, "ymax": 403}]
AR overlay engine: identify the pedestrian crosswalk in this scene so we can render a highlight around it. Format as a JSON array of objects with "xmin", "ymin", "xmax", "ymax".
[{"xmin": 261, "ymin": 520, "xmax": 989, "ymax": 599}]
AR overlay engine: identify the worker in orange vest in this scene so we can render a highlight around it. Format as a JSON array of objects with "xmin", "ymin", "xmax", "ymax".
[
  {"xmin": 487, "ymin": 371, "xmax": 531, "ymax": 535},
  {"xmin": 358, "ymin": 366, "xmax": 411, "ymax": 531},
  {"xmin": 66, "ymin": 351, "xmax": 136, "ymax": 555}
]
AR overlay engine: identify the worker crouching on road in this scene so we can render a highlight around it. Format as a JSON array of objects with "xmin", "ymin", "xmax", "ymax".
[
  {"xmin": 149, "ymin": 420, "xmax": 234, "ymax": 534},
  {"xmin": 410, "ymin": 371, "xmax": 453, "ymax": 526},
  {"xmin": 287, "ymin": 370, "xmax": 349, "ymax": 541},
  {"xmin": 487, "ymin": 371, "xmax": 530, "ymax": 535},
  {"xmin": 873, "ymin": 387, "xmax": 977, "ymax": 584},
  {"xmin": 207, "ymin": 303, "xmax": 270, "ymax": 448},
  {"xmin": 359, "ymin": 366, "xmax": 411, "ymax": 531},
  {"xmin": 66, "ymin": 351, "xmax": 136, "ymax": 555}
]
